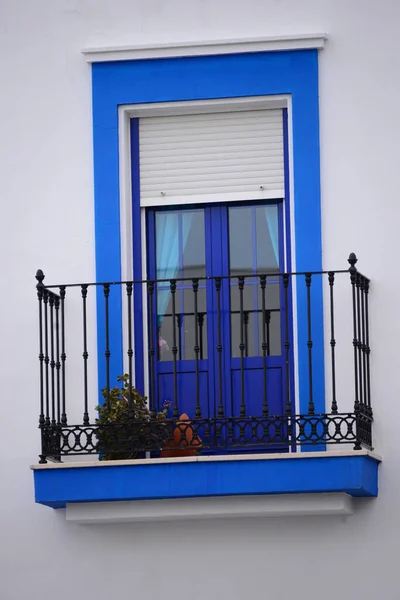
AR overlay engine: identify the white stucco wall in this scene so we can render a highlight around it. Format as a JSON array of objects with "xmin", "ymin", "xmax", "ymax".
[{"xmin": 0, "ymin": 1, "xmax": 399, "ymax": 599}]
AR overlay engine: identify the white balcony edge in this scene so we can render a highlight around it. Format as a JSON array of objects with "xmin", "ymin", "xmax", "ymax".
[
  {"xmin": 31, "ymin": 449, "xmax": 381, "ymax": 470},
  {"xmin": 65, "ymin": 492, "xmax": 353, "ymax": 524},
  {"xmin": 82, "ymin": 34, "xmax": 328, "ymax": 63}
]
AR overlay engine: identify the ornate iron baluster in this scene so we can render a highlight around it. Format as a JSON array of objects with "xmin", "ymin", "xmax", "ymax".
[
  {"xmin": 283, "ymin": 274, "xmax": 291, "ymax": 415},
  {"xmin": 363, "ymin": 275, "xmax": 372, "ymax": 448},
  {"xmin": 349, "ymin": 253, "xmax": 361, "ymax": 449},
  {"xmin": 364, "ymin": 277, "xmax": 372, "ymax": 414},
  {"xmin": 147, "ymin": 281, "xmax": 156, "ymax": 417},
  {"xmin": 360, "ymin": 276, "xmax": 367, "ymax": 408},
  {"xmin": 328, "ymin": 272, "xmax": 338, "ymax": 414},
  {"xmin": 238, "ymin": 276, "xmax": 246, "ymax": 417},
  {"xmin": 215, "ymin": 277, "xmax": 224, "ymax": 417},
  {"xmin": 260, "ymin": 275, "xmax": 268, "ymax": 416},
  {"xmin": 171, "ymin": 279, "xmax": 179, "ymax": 418},
  {"xmin": 126, "ymin": 282, "xmax": 133, "ymax": 414},
  {"xmin": 193, "ymin": 279, "xmax": 201, "ymax": 418},
  {"xmin": 349, "ymin": 254, "xmax": 359, "ymax": 412},
  {"xmin": 305, "ymin": 273, "xmax": 315, "ymax": 415},
  {"xmin": 103, "ymin": 283, "xmax": 111, "ymax": 410},
  {"xmin": 81, "ymin": 285, "xmax": 89, "ymax": 424},
  {"xmin": 36, "ymin": 270, "xmax": 45, "ymax": 428},
  {"xmin": 59, "ymin": 286, "xmax": 67, "ymax": 425},
  {"xmin": 54, "ymin": 296, "xmax": 61, "ymax": 425}
]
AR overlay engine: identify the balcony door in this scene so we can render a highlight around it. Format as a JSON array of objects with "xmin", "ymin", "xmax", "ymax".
[{"xmin": 146, "ymin": 201, "xmax": 287, "ymax": 420}]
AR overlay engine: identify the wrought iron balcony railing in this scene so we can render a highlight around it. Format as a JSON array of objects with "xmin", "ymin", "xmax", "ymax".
[{"xmin": 35, "ymin": 254, "xmax": 372, "ymax": 463}]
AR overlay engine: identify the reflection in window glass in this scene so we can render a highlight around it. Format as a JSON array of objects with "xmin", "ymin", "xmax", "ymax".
[
  {"xmin": 154, "ymin": 208, "xmax": 207, "ymax": 361},
  {"xmin": 256, "ymin": 205, "xmax": 279, "ymax": 272},
  {"xmin": 155, "ymin": 211, "xmax": 179, "ymax": 280},
  {"xmin": 229, "ymin": 204, "xmax": 281, "ymax": 357}
]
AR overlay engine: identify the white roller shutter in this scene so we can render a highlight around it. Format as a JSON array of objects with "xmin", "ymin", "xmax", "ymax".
[{"xmin": 139, "ymin": 109, "xmax": 284, "ymax": 206}]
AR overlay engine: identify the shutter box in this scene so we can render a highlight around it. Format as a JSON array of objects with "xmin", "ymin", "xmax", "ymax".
[{"xmin": 139, "ymin": 109, "xmax": 284, "ymax": 206}]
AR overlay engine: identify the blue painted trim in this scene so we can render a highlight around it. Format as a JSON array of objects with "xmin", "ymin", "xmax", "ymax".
[
  {"xmin": 282, "ymin": 109, "xmax": 292, "ymax": 274},
  {"xmin": 33, "ymin": 454, "xmax": 380, "ymax": 508},
  {"xmin": 282, "ymin": 109, "xmax": 296, "ymax": 441},
  {"xmin": 93, "ymin": 119, "xmax": 124, "ymax": 397},
  {"xmin": 92, "ymin": 49, "xmax": 324, "ymax": 413}
]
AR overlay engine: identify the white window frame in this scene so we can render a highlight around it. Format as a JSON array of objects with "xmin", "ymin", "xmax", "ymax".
[{"xmin": 117, "ymin": 95, "xmax": 300, "ymax": 417}]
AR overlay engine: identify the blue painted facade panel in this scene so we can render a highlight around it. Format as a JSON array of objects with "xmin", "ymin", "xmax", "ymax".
[{"xmin": 91, "ymin": 49, "xmax": 325, "ymax": 415}]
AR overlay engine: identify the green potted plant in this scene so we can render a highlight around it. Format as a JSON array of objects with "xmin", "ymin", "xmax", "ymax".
[{"xmin": 95, "ymin": 374, "xmax": 171, "ymax": 460}]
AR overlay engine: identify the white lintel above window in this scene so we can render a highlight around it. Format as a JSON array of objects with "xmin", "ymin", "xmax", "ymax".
[{"xmin": 82, "ymin": 34, "xmax": 327, "ymax": 63}]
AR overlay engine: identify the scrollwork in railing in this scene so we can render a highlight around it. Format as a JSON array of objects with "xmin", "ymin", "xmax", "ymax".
[{"xmin": 39, "ymin": 411, "xmax": 372, "ymax": 462}]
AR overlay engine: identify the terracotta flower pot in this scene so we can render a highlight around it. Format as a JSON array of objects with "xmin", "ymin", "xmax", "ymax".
[{"xmin": 160, "ymin": 413, "xmax": 202, "ymax": 458}]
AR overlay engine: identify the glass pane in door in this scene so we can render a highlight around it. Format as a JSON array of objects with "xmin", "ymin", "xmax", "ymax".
[
  {"xmin": 155, "ymin": 208, "xmax": 207, "ymax": 361},
  {"xmin": 228, "ymin": 204, "xmax": 282, "ymax": 357}
]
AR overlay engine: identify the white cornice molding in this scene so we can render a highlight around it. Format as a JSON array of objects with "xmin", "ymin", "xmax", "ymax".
[{"xmin": 82, "ymin": 33, "xmax": 328, "ymax": 63}]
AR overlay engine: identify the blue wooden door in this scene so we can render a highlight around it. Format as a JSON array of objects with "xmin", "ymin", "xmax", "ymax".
[{"xmin": 147, "ymin": 201, "xmax": 287, "ymax": 422}]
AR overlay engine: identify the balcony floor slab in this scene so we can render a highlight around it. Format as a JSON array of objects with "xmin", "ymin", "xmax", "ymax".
[{"xmin": 32, "ymin": 450, "xmax": 381, "ymax": 510}]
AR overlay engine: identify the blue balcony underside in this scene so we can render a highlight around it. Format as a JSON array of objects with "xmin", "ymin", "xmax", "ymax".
[{"xmin": 32, "ymin": 450, "xmax": 380, "ymax": 509}]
